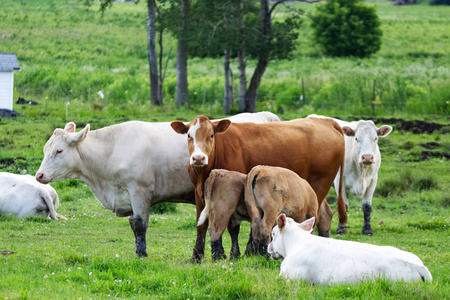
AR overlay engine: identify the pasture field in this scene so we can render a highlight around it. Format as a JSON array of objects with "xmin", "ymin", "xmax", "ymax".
[
  {"xmin": 0, "ymin": 113, "xmax": 449, "ymax": 299},
  {"xmin": 1, "ymin": 0, "xmax": 449, "ymax": 298},
  {"xmin": 0, "ymin": 0, "xmax": 449, "ymax": 115}
]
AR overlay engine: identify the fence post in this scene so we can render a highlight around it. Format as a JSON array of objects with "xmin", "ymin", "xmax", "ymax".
[
  {"xmin": 301, "ymin": 77, "xmax": 306, "ymax": 105},
  {"xmin": 372, "ymin": 79, "xmax": 376, "ymax": 117}
]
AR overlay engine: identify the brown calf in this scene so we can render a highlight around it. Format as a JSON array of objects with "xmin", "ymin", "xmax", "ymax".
[
  {"xmin": 197, "ymin": 169, "xmax": 250, "ymax": 261},
  {"xmin": 246, "ymin": 166, "xmax": 318, "ymax": 255}
]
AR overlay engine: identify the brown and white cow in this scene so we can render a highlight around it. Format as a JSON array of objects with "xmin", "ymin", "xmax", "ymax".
[
  {"xmin": 171, "ymin": 115, "xmax": 347, "ymax": 262},
  {"xmin": 245, "ymin": 166, "xmax": 318, "ymax": 255}
]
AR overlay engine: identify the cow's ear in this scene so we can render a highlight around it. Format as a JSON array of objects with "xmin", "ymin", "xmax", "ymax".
[
  {"xmin": 64, "ymin": 122, "xmax": 76, "ymax": 133},
  {"xmin": 215, "ymin": 119, "xmax": 231, "ymax": 134},
  {"xmin": 377, "ymin": 125, "xmax": 392, "ymax": 137},
  {"xmin": 277, "ymin": 213, "xmax": 287, "ymax": 231},
  {"xmin": 70, "ymin": 124, "xmax": 90, "ymax": 145},
  {"xmin": 299, "ymin": 217, "xmax": 315, "ymax": 233},
  {"xmin": 342, "ymin": 126, "xmax": 355, "ymax": 137},
  {"xmin": 171, "ymin": 121, "xmax": 188, "ymax": 134}
]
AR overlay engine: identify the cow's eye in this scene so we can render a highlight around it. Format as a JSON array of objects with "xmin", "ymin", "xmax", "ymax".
[
  {"xmin": 187, "ymin": 134, "xmax": 191, "ymax": 139},
  {"xmin": 210, "ymin": 134, "xmax": 214, "ymax": 139},
  {"xmin": 56, "ymin": 149, "xmax": 63, "ymax": 155},
  {"xmin": 355, "ymin": 138, "xmax": 359, "ymax": 142},
  {"xmin": 375, "ymin": 137, "xmax": 378, "ymax": 141}
]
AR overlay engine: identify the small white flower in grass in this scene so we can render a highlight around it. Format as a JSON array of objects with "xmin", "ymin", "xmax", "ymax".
[
  {"xmin": 44, "ymin": 275, "xmax": 48, "ymax": 278},
  {"xmin": 222, "ymin": 264, "xmax": 226, "ymax": 269},
  {"xmin": 78, "ymin": 267, "xmax": 82, "ymax": 270},
  {"xmin": 286, "ymin": 280, "xmax": 290, "ymax": 284},
  {"xmin": 52, "ymin": 273, "xmax": 55, "ymax": 276},
  {"xmin": 116, "ymin": 254, "xmax": 120, "ymax": 258},
  {"xmin": 89, "ymin": 272, "xmax": 93, "ymax": 276}
]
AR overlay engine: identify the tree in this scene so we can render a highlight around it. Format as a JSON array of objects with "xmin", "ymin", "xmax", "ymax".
[
  {"xmin": 188, "ymin": 0, "xmax": 301, "ymax": 113},
  {"xmin": 92, "ymin": 0, "xmax": 164, "ymax": 106},
  {"xmin": 176, "ymin": 0, "xmax": 190, "ymax": 107},
  {"xmin": 311, "ymin": 0, "xmax": 382, "ymax": 58}
]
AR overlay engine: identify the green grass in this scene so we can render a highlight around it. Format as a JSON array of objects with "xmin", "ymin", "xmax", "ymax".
[
  {"xmin": 0, "ymin": 0, "xmax": 449, "ymax": 298},
  {"xmin": 0, "ymin": 0, "xmax": 449, "ymax": 116},
  {"xmin": 1, "ymin": 114, "xmax": 449, "ymax": 299}
]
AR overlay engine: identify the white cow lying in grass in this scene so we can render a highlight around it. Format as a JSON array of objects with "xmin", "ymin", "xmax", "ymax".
[
  {"xmin": 308, "ymin": 114, "xmax": 392, "ymax": 235},
  {"xmin": 268, "ymin": 214, "xmax": 432, "ymax": 284},
  {"xmin": 0, "ymin": 172, "xmax": 66, "ymax": 220}
]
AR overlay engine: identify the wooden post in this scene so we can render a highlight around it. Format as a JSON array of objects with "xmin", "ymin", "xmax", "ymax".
[
  {"xmin": 301, "ymin": 77, "xmax": 306, "ymax": 105},
  {"xmin": 372, "ymin": 79, "xmax": 376, "ymax": 117}
]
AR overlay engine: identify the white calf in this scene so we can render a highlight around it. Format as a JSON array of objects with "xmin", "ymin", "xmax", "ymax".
[
  {"xmin": 268, "ymin": 214, "xmax": 432, "ymax": 285},
  {"xmin": 0, "ymin": 172, "xmax": 65, "ymax": 220}
]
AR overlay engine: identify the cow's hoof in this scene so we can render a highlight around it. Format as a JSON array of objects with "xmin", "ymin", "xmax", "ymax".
[
  {"xmin": 336, "ymin": 223, "xmax": 347, "ymax": 235},
  {"xmin": 362, "ymin": 227, "xmax": 373, "ymax": 236},
  {"xmin": 212, "ymin": 253, "xmax": 227, "ymax": 261},
  {"xmin": 135, "ymin": 251, "xmax": 148, "ymax": 258},
  {"xmin": 318, "ymin": 231, "xmax": 330, "ymax": 238},
  {"xmin": 190, "ymin": 250, "xmax": 204, "ymax": 264}
]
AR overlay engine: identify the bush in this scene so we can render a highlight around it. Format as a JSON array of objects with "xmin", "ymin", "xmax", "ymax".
[{"xmin": 311, "ymin": 0, "xmax": 382, "ymax": 58}]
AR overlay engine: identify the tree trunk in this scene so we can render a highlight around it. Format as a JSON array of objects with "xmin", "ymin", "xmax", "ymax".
[
  {"xmin": 147, "ymin": 0, "xmax": 161, "ymax": 106},
  {"xmin": 238, "ymin": 50, "xmax": 247, "ymax": 112},
  {"xmin": 223, "ymin": 49, "xmax": 231, "ymax": 114},
  {"xmin": 243, "ymin": 0, "xmax": 271, "ymax": 112},
  {"xmin": 237, "ymin": 0, "xmax": 247, "ymax": 112},
  {"xmin": 244, "ymin": 58, "xmax": 269, "ymax": 112},
  {"xmin": 176, "ymin": 0, "xmax": 190, "ymax": 107}
]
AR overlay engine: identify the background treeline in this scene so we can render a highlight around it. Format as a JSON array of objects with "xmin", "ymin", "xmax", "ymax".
[{"xmin": 0, "ymin": 0, "xmax": 449, "ymax": 117}]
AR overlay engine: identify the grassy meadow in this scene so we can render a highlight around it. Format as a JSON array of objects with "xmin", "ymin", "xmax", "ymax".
[{"xmin": 1, "ymin": 0, "xmax": 449, "ymax": 299}]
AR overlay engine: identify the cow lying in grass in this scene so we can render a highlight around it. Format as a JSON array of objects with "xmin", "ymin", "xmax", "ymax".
[
  {"xmin": 0, "ymin": 172, "xmax": 66, "ymax": 220},
  {"xmin": 197, "ymin": 166, "xmax": 318, "ymax": 260},
  {"xmin": 268, "ymin": 214, "xmax": 433, "ymax": 284}
]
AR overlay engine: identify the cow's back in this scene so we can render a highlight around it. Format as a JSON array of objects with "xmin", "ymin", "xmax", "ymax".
[{"xmin": 213, "ymin": 118, "xmax": 344, "ymax": 197}]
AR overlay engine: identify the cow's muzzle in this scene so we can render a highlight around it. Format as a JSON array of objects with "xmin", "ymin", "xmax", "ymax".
[
  {"xmin": 190, "ymin": 154, "xmax": 207, "ymax": 167},
  {"xmin": 35, "ymin": 172, "xmax": 50, "ymax": 184},
  {"xmin": 361, "ymin": 154, "xmax": 374, "ymax": 165}
]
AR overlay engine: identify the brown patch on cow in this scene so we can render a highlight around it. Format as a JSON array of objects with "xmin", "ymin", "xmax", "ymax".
[{"xmin": 0, "ymin": 250, "xmax": 14, "ymax": 255}]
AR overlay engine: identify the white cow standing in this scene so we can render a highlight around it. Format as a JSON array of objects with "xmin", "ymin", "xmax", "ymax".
[
  {"xmin": 35, "ymin": 112, "xmax": 279, "ymax": 258},
  {"xmin": 308, "ymin": 115, "xmax": 392, "ymax": 235},
  {"xmin": 268, "ymin": 214, "xmax": 432, "ymax": 284},
  {"xmin": 0, "ymin": 172, "xmax": 66, "ymax": 220}
]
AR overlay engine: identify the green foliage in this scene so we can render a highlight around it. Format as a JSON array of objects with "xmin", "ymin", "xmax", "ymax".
[{"xmin": 311, "ymin": 0, "xmax": 382, "ymax": 58}]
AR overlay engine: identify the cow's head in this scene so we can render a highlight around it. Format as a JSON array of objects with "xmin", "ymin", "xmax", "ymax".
[
  {"xmin": 342, "ymin": 121, "xmax": 392, "ymax": 165},
  {"xmin": 171, "ymin": 115, "xmax": 231, "ymax": 167},
  {"xmin": 36, "ymin": 122, "xmax": 90, "ymax": 183},
  {"xmin": 268, "ymin": 214, "xmax": 315, "ymax": 260}
]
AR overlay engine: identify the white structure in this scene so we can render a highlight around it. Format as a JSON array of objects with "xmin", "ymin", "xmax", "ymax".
[{"xmin": 0, "ymin": 53, "xmax": 20, "ymax": 110}]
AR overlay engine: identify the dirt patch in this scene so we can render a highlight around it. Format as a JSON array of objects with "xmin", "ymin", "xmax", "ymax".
[
  {"xmin": 0, "ymin": 157, "xmax": 26, "ymax": 167},
  {"xmin": 420, "ymin": 151, "xmax": 450, "ymax": 160},
  {"xmin": 419, "ymin": 142, "xmax": 440, "ymax": 149},
  {"xmin": 346, "ymin": 117, "xmax": 448, "ymax": 134}
]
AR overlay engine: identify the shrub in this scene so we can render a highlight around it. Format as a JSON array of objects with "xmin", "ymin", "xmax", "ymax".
[{"xmin": 311, "ymin": 0, "xmax": 382, "ymax": 58}]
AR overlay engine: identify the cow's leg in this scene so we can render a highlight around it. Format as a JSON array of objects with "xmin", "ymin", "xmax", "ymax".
[
  {"xmin": 362, "ymin": 177, "xmax": 377, "ymax": 236},
  {"xmin": 227, "ymin": 218, "xmax": 241, "ymax": 260},
  {"xmin": 209, "ymin": 211, "xmax": 231, "ymax": 261},
  {"xmin": 244, "ymin": 230, "xmax": 256, "ymax": 256},
  {"xmin": 129, "ymin": 188, "xmax": 150, "ymax": 257},
  {"xmin": 129, "ymin": 215, "xmax": 149, "ymax": 257},
  {"xmin": 317, "ymin": 200, "xmax": 333, "ymax": 237},
  {"xmin": 336, "ymin": 185, "xmax": 349, "ymax": 234},
  {"xmin": 258, "ymin": 212, "xmax": 279, "ymax": 257},
  {"xmin": 192, "ymin": 189, "xmax": 208, "ymax": 263}
]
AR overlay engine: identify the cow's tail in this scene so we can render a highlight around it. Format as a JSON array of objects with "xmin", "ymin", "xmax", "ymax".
[
  {"xmin": 336, "ymin": 160, "xmax": 347, "ymax": 225},
  {"xmin": 245, "ymin": 168, "xmax": 263, "ymax": 231},
  {"xmin": 40, "ymin": 189, "xmax": 58, "ymax": 220},
  {"xmin": 332, "ymin": 120, "xmax": 348, "ymax": 226},
  {"xmin": 197, "ymin": 172, "xmax": 215, "ymax": 227}
]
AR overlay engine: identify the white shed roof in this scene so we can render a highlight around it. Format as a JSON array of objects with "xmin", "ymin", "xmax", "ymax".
[{"xmin": 0, "ymin": 53, "xmax": 20, "ymax": 72}]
